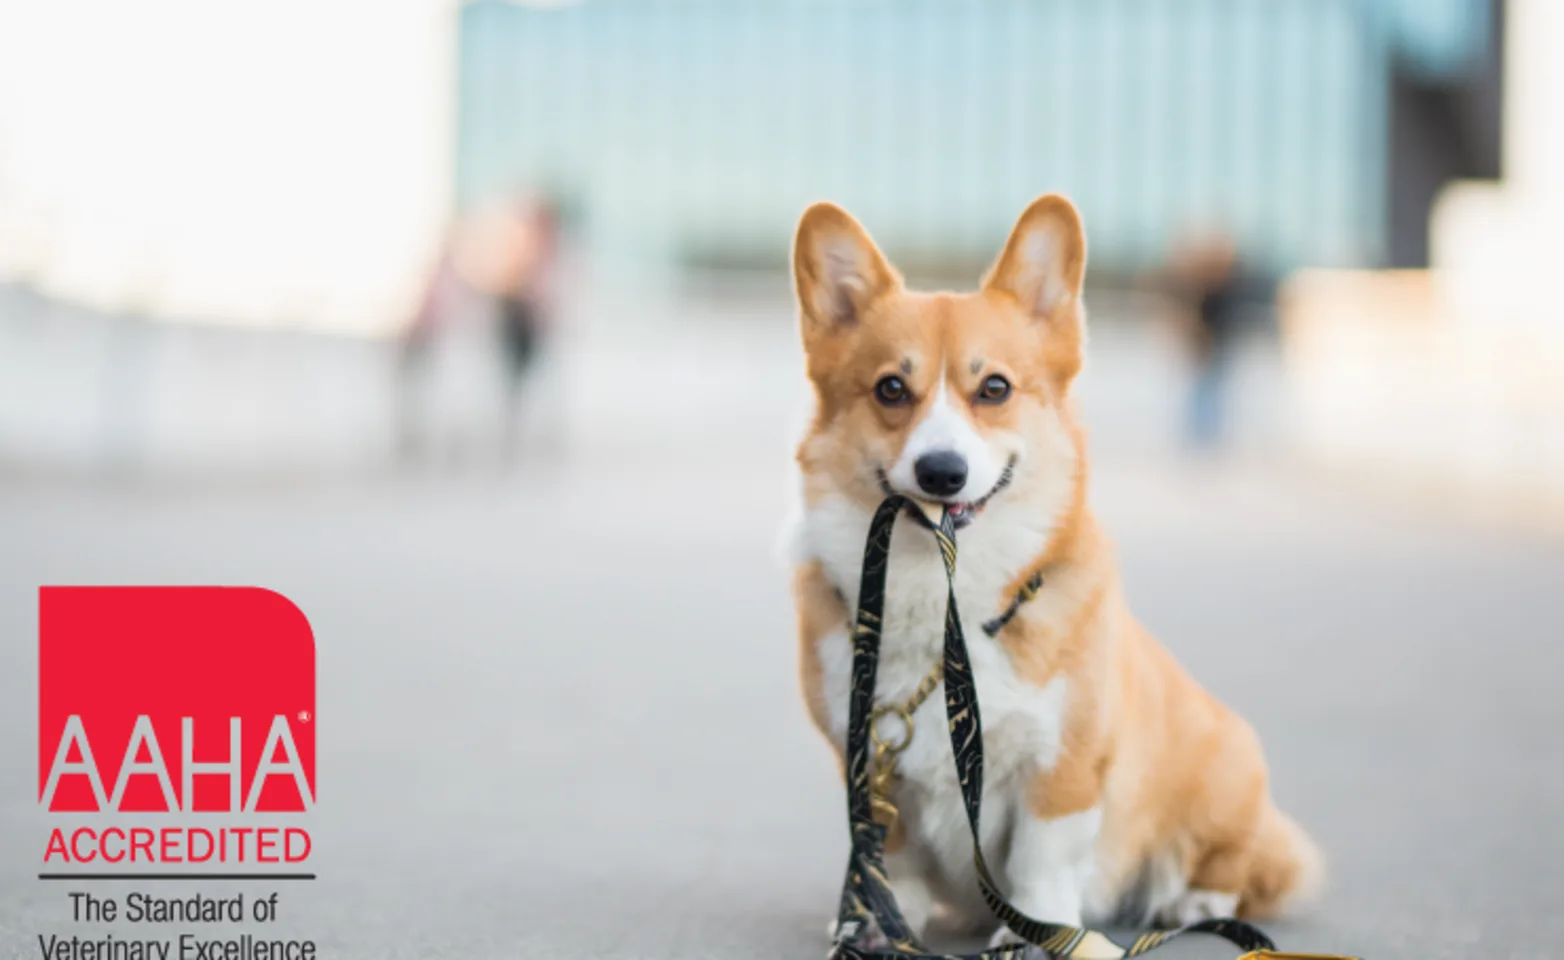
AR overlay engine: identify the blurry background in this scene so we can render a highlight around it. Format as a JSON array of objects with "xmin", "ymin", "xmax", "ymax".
[
  {"xmin": 2, "ymin": 2, "xmax": 1562, "ymax": 958},
  {"xmin": 5, "ymin": 0, "xmax": 1559, "ymax": 498}
]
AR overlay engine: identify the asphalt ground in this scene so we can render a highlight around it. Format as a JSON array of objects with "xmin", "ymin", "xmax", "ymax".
[{"xmin": 2, "ymin": 309, "xmax": 1561, "ymax": 960}]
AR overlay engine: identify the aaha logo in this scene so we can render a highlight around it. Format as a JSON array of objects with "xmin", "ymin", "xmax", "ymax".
[
  {"xmin": 40, "ymin": 587, "xmax": 316, "ymax": 813},
  {"xmin": 38, "ymin": 587, "xmax": 315, "ymax": 869}
]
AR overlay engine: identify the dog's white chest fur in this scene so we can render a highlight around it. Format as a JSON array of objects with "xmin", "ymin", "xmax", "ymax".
[{"xmin": 799, "ymin": 494, "xmax": 1067, "ymax": 895}]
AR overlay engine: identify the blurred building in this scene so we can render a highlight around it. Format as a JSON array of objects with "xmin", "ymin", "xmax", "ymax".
[
  {"xmin": 1284, "ymin": 0, "xmax": 1564, "ymax": 521},
  {"xmin": 457, "ymin": 0, "xmax": 1499, "ymax": 281},
  {"xmin": 3, "ymin": 0, "xmax": 1533, "ymax": 485}
]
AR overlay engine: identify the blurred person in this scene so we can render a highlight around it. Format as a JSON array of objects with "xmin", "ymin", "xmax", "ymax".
[
  {"xmin": 1160, "ymin": 230, "xmax": 1272, "ymax": 449},
  {"xmin": 396, "ymin": 193, "xmax": 563, "ymax": 465},
  {"xmin": 453, "ymin": 192, "xmax": 562, "ymax": 461}
]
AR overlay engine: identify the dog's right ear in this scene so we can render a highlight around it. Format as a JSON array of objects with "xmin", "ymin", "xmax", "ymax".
[{"xmin": 792, "ymin": 203, "xmax": 899, "ymax": 345}]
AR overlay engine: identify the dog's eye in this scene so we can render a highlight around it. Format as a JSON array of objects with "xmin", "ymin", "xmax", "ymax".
[
  {"xmin": 874, "ymin": 375, "xmax": 910, "ymax": 406},
  {"xmin": 976, "ymin": 374, "xmax": 1012, "ymax": 404}
]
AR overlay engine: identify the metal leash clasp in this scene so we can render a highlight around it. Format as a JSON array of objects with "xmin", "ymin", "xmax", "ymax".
[{"xmin": 868, "ymin": 703, "xmax": 915, "ymax": 833}]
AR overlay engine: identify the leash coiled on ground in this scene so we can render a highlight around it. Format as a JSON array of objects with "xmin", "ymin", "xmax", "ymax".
[{"xmin": 829, "ymin": 495, "xmax": 1279, "ymax": 960}]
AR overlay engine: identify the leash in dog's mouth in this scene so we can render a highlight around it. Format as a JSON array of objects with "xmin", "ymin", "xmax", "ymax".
[{"xmin": 875, "ymin": 455, "xmax": 1018, "ymax": 530}]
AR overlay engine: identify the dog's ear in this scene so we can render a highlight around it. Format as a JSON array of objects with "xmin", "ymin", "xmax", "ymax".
[
  {"xmin": 983, "ymin": 194, "xmax": 1087, "ymax": 385},
  {"xmin": 792, "ymin": 202, "xmax": 899, "ymax": 345},
  {"xmin": 984, "ymin": 194, "xmax": 1086, "ymax": 319}
]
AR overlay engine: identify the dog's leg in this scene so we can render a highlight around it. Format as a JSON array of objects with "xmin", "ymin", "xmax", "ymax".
[
  {"xmin": 987, "ymin": 807, "xmax": 1101, "ymax": 947},
  {"xmin": 884, "ymin": 845, "xmax": 936, "ymax": 938},
  {"xmin": 1153, "ymin": 717, "xmax": 1317, "ymax": 925},
  {"xmin": 1151, "ymin": 830, "xmax": 1247, "ymax": 926},
  {"xmin": 1153, "ymin": 887, "xmax": 1239, "ymax": 927},
  {"xmin": 987, "ymin": 723, "xmax": 1107, "ymax": 948}
]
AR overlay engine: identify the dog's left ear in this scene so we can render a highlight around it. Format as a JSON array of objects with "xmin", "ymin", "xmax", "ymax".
[
  {"xmin": 984, "ymin": 194, "xmax": 1086, "ymax": 317},
  {"xmin": 983, "ymin": 194, "xmax": 1087, "ymax": 385}
]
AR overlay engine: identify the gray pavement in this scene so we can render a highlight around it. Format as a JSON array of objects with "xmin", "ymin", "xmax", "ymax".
[{"xmin": 2, "ymin": 299, "xmax": 1562, "ymax": 959}]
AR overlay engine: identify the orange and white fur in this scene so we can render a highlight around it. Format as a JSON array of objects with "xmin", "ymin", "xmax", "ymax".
[{"xmin": 789, "ymin": 196, "xmax": 1320, "ymax": 947}]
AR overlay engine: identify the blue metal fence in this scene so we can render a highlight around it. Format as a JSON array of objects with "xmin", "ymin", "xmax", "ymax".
[{"xmin": 457, "ymin": 0, "xmax": 1491, "ymax": 275}]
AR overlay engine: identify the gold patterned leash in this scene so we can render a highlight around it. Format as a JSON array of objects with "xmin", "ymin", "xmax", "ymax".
[
  {"xmin": 829, "ymin": 496, "xmax": 1357, "ymax": 960},
  {"xmin": 869, "ymin": 552, "xmax": 1043, "ymax": 834}
]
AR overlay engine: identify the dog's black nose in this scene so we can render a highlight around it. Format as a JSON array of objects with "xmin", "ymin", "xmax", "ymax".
[{"xmin": 914, "ymin": 450, "xmax": 968, "ymax": 497}]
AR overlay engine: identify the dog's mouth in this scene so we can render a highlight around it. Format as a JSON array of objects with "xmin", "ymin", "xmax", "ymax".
[{"xmin": 876, "ymin": 456, "xmax": 1017, "ymax": 530}]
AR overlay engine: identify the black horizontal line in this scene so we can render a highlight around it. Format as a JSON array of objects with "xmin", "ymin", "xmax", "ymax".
[{"xmin": 39, "ymin": 873, "xmax": 316, "ymax": 881}]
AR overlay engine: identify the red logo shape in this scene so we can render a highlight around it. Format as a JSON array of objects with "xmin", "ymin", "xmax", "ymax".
[{"xmin": 39, "ymin": 587, "xmax": 316, "ymax": 813}]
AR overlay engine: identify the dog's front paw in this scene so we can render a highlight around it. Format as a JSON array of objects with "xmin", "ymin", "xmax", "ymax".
[
  {"xmin": 828, "ymin": 917, "xmax": 889, "ymax": 952},
  {"xmin": 1154, "ymin": 889, "xmax": 1239, "ymax": 927}
]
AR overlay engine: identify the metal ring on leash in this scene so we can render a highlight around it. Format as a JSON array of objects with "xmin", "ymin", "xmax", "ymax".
[{"xmin": 869, "ymin": 704, "xmax": 915, "ymax": 755}]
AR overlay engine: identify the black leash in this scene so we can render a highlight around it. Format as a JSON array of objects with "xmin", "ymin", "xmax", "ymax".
[{"xmin": 829, "ymin": 496, "xmax": 1279, "ymax": 960}]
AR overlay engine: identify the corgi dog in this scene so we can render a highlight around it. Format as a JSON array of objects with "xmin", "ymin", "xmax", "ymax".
[{"xmin": 789, "ymin": 196, "xmax": 1320, "ymax": 948}]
